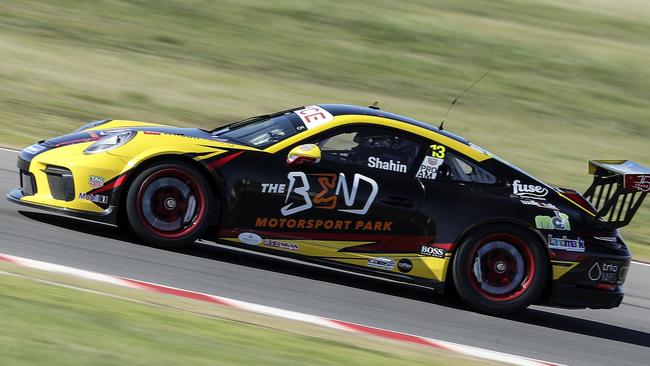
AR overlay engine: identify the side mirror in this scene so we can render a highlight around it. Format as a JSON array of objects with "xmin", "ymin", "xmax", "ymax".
[{"xmin": 287, "ymin": 144, "xmax": 321, "ymax": 166}]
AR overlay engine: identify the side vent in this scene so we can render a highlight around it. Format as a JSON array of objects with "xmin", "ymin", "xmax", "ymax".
[{"xmin": 43, "ymin": 165, "xmax": 75, "ymax": 201}]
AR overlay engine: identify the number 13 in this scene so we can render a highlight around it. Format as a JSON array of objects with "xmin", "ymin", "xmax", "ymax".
[{"xmin": 430, "ymin": 144, "xmax": 446, "ymax": 158}]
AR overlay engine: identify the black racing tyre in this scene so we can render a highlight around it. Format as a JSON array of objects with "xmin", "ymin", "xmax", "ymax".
[
  {"xmin": 125, "ymin": 162, "xmax": 214, "ymax": 249},
  {"xmin": 452, "ymin": 225, "xmax": 548, "ymax": 315}
]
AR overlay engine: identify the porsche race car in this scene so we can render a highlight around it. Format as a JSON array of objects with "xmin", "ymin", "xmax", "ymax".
[{"xmin": 7, "ymin": 104, "xmax": 649, "ymax": 314}]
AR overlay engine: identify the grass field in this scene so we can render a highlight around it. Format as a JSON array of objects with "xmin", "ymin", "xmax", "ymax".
[
  {"xmin": 0, "ymin": 0, "xmax": 648, "ymax": 257},
  {"xmin": 0, "ymin": 263, "xmax": 494, "ymax": 366}
]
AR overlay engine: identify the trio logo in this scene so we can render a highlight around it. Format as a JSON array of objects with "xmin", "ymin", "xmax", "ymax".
[{"xmin": 279, "ymin": 172, "xmax": 379, "ymax": 216}]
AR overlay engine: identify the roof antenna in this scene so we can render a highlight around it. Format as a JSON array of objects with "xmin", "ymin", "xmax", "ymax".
[
  {"xmin": 368, "ymin": 101, "xmax": 380, "ymax": 110},
  {"xmin": 439, "ymin": 69, "xmax": 492, "ymax": 130}
]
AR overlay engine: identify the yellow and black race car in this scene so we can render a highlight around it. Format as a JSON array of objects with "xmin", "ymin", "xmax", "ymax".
[{"xmin": 7, "ymin": 104, "xmax": 650, "ymax": 314}]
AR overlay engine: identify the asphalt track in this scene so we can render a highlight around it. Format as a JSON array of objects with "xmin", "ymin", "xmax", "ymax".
[{"xmin": 0, "ymin": 148, "xmax": 648, "ymax": 366}]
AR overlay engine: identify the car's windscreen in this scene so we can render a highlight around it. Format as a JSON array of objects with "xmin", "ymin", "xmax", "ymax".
[{"xmin": 212, "ymin": 115, "xmax": 301, "ymax": 148}]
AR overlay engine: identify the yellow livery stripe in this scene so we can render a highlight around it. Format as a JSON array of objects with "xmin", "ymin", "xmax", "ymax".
[{"xmin": 265, "ymin": 115, "xmax": 491, "ymax": 162}]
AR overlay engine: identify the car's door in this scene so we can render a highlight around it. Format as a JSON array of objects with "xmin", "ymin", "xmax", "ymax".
[
  {"xmin": 240, "ymin": 124, "xmax": 427, "ymax": 255},
  {"xmin": 414, "ymin": 142, "xmax": 499, "ymax": 245}
]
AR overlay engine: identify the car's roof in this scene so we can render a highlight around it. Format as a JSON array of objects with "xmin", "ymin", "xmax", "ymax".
[{"xmin": 318, "ymin": 104, "xmax": 470, "ymax": 146}]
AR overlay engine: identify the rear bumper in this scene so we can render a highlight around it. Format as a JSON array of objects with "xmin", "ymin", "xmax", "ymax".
[
  {"xmin": 546, "ymin": 247, "xmax": 630, "ymax": 309},
  {"xmin": 547, "ymin": 284, "xmax": 624, "ymax": 309}
]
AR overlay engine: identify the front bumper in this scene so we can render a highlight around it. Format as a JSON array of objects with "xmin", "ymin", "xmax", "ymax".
[
  {"xmin": 6, "ymin": 143, "xmax": 129, "ymax": 225},
  {"xmin": 7, "ymin": 187, "xmax": 117, "ymax": 224}
]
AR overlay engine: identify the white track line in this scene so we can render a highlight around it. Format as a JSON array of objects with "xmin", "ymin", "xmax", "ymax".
[{"xmin": 0, "ymin": 252, "xmax": 563, "ymax": 366}]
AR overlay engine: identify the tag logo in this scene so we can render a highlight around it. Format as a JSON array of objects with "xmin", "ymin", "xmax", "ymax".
[{"xmin": 89, "ymin": 175, "xmax": 105, "ymax": 189}]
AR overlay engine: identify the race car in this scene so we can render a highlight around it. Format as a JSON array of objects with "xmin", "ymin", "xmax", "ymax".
[{"xmin": 7, "ymin": 104, "xmax": 649, "ymax": 314}]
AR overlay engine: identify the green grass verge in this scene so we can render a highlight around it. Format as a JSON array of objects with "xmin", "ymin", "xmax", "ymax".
[
  {"xmin": 0, "ymin": 0, "xmax": 648, "ymax": 259},
  {"xmin": 0, "ymin": 263, "xmax": 494, "ymax": 366}
]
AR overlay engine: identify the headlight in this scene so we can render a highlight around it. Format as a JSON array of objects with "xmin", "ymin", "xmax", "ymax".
[
  {"xmin": 73, "ymin": 119, "xmax": 111, "ymax": 133},
  {"xmin": 83, "ymin": 130, "xmax": 135, "ymax": 154}
]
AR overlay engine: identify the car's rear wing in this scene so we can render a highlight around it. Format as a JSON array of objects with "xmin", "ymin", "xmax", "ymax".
[{"xmin": 583, "ymin": 160, "xmax": 649, "ymax": 228}]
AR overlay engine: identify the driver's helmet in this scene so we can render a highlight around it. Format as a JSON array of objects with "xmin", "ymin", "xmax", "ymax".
[{"xmin": 353, "ymin": 131, "xmax": 397, "ymax": 149}]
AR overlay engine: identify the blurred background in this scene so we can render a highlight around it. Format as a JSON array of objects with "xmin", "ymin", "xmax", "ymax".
[{"xmin": 0, "ymin": 0, "xmax": 648, "ymax": 256}]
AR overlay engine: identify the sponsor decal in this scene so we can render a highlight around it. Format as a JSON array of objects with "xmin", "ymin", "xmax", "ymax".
[
  {"xmin": 263, "ymin": 239, "xmax": 299, "ymax": 251},
  {"xmin": 619, "ymin": 265, "xmax": 629, "ymax": 282},
  {"xmin": 78, "ymin": 192, "xmax": 108, "ymax": 204},
  {"xmin": 520, "ymin": 199, "xmax": 558, "ymax": 210},
  {"xmin": 293, "ymin": 105, "xmax": 334, "ymax": 130},
  {"xmin": 254, "ymin": 217, "xmax": 393, "ymax": 231},
  {"xmin": 415, "ymin": 156, "xmax": 444, "ymax": 180},
  {"xmin": 469, "ymin": 143, "xmax": 490, "ymax": 156},
  {"xmin": 594, "ymin": 236, "xmax": 617, "ymax": 243},
  {"xmin": 512, "ymin": 180, "xmax": 548, "ymax": 200},
  {"xmin": 535, "ymin": 210, "xmax": 570, "ymax": 230},
  {"xmin": 367, "ymin": 157, "xmax": 407, "ymax": 173},
  {"xmin": 632, "ymin": 175, "xmax": 650, "ymax": 192},
  {"xmin": 547, "ymin": 235, "xmax": 585, "ymax": 252},
  {"xmin": 24, "ymin": 144, "xmax": 46, "ymax": 155},
  {"xmin": 88, "ymin": 175, "xmax": 105, "ymax": 189},
  {"xmin": 397, "ymin": 259, "xmax": 413, "ymax": 273},
  {"xmin": 261, "ymin": 183, "xmax": 286, "ymax": 194},
  {"xmin": 262, "ymin": 172, "xmax": 379, "ymax": 216},
  {"xmin": 297, "ymin": 144, "xmax": 315, "ymax": 152},
  {"xmin": 429, "ymin": 144, "xmax": 446, "ymax": 158},
  {"xmin": 367, "ymin": 257, "xmax": 395, "ymax": 271},
  {"xmin": 588, "ymin": 262, "xmax": 623, "ymax": 284},
  {"xmin": 238, "ymin": 232, "xmax": 262, "ymax": 245},
  {"xmin": 420, "ymin": 245, "xmax": 446, "ymax": 258}
]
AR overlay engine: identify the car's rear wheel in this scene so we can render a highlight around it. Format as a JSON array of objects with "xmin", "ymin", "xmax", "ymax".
[
  {"xmin": 452, "ymin": 225, "xmax": 548, "ymax": 315},
  {"xmin": 125, "ymin": 162, "xmax": 213, "ymax": 249}
]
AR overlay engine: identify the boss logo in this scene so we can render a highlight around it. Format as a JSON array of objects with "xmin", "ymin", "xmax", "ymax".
[{"xmin": 420, "ymin": 245, "xmax": 446, "ymax": 258}]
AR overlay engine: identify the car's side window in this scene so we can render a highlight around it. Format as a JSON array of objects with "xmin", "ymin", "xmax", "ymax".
[
  {"xmin": 313, "ymin": 126, "xmax": 422, "ymax": 173},
  {"xmin": 444, "ymin": 151, "xmax": 496, "ymax": 184}
]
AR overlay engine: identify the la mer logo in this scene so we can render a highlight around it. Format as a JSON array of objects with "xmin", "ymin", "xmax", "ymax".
[
  {"xmin": 633, "ymin": 175, "xmax": 650, "ymax": 192},
  {"xmin": 512, "ymin": 179, "xmax": 548, "ymax": 199}
]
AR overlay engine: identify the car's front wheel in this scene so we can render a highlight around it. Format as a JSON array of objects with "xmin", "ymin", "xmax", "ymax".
[
  {"xmin": 125, "ymin": 162, "xmax": 214, "ymax": 249},
  {"xmin": 452, "ymin": 225, "xmax": 548, "ymax": 315}
]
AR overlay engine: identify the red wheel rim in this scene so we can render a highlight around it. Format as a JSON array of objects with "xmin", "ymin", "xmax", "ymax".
[
  {"xmin": 467, "ymin": 233, "xmax": 536, "ymax": 302},
  {"xmin": 136, "ymin": 168, "xmax": 206, "ymax": 239}
]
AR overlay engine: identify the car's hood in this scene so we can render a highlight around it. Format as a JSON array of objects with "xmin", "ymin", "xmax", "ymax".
[
  {"xmin": 20, "ymin": 120, "xmax": 237, "ymax": 162},
  {"xmin": 45, "ymin": 119, "xmax": 214, "ymax": 146}
]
